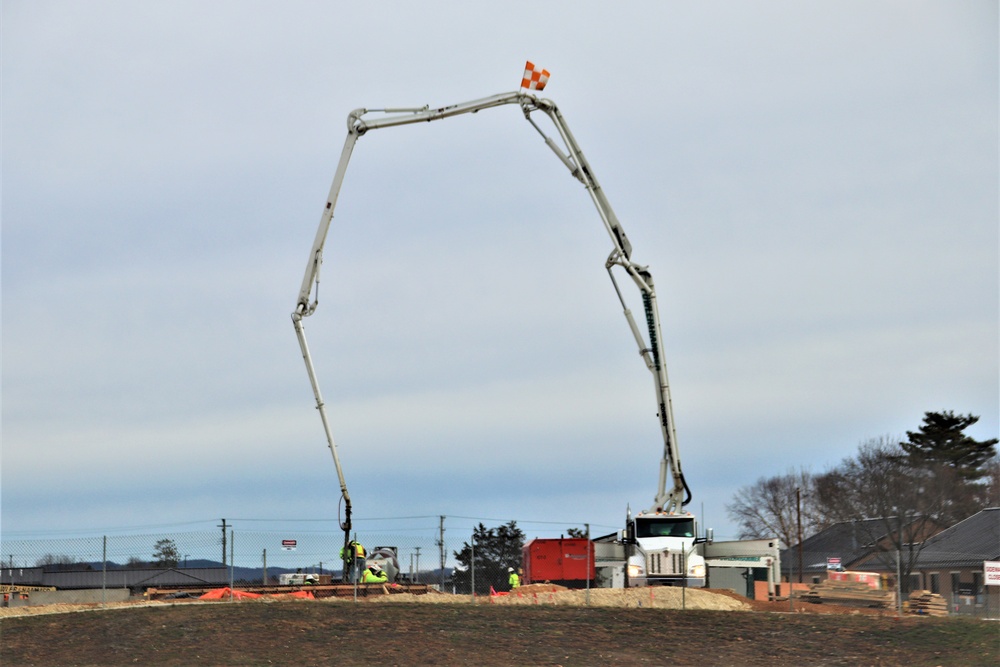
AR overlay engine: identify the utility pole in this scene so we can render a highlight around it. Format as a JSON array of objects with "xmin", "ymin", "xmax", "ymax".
[
  {"xmin": 436, "ymin": 515, "xmax": 446, "ymax": 589},
  {"xmin": 414, "ymin": 546, "xmax": 421, "ymax": 584},
  {"xmin": 219, "ymin": 518, "xmax": 227, "ymax": 567}
]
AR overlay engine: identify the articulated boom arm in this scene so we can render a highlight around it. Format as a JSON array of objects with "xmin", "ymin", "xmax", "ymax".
[{"xmin": 292, "ymin": 91, "xmax": 689, "ymax": 551}]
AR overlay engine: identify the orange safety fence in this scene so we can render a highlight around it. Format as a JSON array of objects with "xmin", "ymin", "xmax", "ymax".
[
  {"xmin": 199, "ymin": 587, "xmax": 260, "ymax": 600},
  {"xmin": 197, "ymin": 587, "xmax": 318, "ymax": 601}
]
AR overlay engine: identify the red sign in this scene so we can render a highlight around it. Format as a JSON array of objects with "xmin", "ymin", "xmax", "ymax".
[{"xmin": 281, "ymin": 539, "xmax": 297, "ymax": 551}]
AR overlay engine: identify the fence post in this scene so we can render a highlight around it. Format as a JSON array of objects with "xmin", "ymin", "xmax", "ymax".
[
  {"xmin": 585, "ymin": 523, "xmax": 591, "ymax": 606},
  {"xmin": 470, "ymin": 533, "xmax": 475, "ymax": 602},
  {"xmin": 896, "ymin": 549, "xmax": 902, "ymax": 617},
  {"xmin": 102, "ymin": 536, "xmax": 107, "ymax": 607},
  {"xmin": 438, "ymin": 515, "xmax": 446, "ymax": 590},
  {"xmin": 789, "ymin": 545, "xmax": 795, "ymax": 611},
  {"xmin": 229, "ymin": 529, "xmax": 234, "ymax": 602},
  {"xmin": 681, "ymin": 549, "xmax": 686, "ymax": 611}
]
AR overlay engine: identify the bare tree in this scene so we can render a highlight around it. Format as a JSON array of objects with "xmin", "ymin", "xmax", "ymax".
[
  {"xmin": 814, "ymin": 436, "xmax": 940, "ymax": 594},
  {"xmin": 35, "ymin": 554, "xmax": 89, "ymax": 570},
  {"xmin": 726, "ymin": 468, "xmax": 819, "ymax": 547},
  {"xmin": 984, "ymin": 456, "xmax": 1000, "ymax": 507}
]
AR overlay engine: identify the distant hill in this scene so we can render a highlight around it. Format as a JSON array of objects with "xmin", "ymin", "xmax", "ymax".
[{"xmin": 62, "ymin": 560, "xmax": 452, "ymax": 585}]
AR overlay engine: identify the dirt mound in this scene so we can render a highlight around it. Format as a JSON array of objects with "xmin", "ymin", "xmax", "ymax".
[
  {"xmin": 368, "ymin": 585, "xmax": 747, "ymax": 610},
  {"xmin": 487, "ymin": 586, "xmax": 749, "ymax": 611},
  {"xmin": 0, "ymin": 600, "xmax": 162, "ymax": 618}
]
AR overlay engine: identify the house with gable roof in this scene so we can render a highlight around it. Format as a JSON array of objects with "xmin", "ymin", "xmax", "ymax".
[
  {"xmin": 779, "ymin": 518, "xmax": 888, "ymax": 584},
  {"xmin": 782, "ymin": 508, "xmax": 999, "ymax": 616}
]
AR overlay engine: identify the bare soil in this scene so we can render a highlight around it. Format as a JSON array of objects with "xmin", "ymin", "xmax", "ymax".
[{"xmin": 1, "ymin": 590, "xmax": 996, "ymax": 666}]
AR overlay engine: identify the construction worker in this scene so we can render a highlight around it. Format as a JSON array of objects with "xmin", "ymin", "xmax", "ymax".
[
  {"xmin": 508, "ymin": 566, "xmax": 520, "ymax": 589},
  {"xmin": 362, "ymin": 562, "xmax": 388, "ymax": 584},
  {"xmin": 339, "ymin": 539, "xmax": 366, "ymax": 583}
]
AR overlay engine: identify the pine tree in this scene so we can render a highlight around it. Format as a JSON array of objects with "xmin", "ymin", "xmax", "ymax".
[
  {"xmin": 152, "ymin": 538, "xmax": 180, "ymax": 568},
  {"xmin": 452, "ymin": 521, "xmax": 524, "ymax": 594},
  {"xmin": 900, "ymin": 411, "xmax": 998, "ymax": 483}
]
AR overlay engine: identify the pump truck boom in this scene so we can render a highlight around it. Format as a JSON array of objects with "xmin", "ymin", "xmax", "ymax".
[{"xmin": 292, "ymin": 87, "xmax": 691, "ymax": 577}]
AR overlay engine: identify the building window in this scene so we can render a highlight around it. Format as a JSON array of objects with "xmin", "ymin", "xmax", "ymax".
[
  {"xmin": 812, "ymin": 576, "xmax": 820, "ymax": 584},
  {"xmin": 909, "ymin": 573, "xmax": 921, "ymax": 592},
  {"xmin": 929, "ymin": 572, "xmax": 939, "ymax": 594},
  {"xmin": 950, "ymin": 572, "xmax": 961, "ymax": 603},
  {"xmin": 972, "ymin": 572, "xmax": 983, "ymax": 605}
]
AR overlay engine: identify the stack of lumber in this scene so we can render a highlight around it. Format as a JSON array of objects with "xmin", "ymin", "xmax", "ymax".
[
  {"xmin": 904, "ymin": 590, "xmax": 949, "ymax": 616},
  {"xmin": 800, "ymin": 579, "xmax": 895, "ymax": 608}
]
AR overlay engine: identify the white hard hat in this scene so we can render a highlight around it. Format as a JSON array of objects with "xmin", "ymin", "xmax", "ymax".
[{"xmin": 508, "ymin": 567, "xmax": 514, "ymax": 572}]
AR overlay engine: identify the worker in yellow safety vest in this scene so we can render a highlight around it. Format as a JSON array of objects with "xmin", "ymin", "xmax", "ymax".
[
  {"xmin": 362, "ymin": 563, "xmax": 388, "ymax": 583},
  {"xmin": 339, "ymin": 540, "xmax": 366, "ymax": 583},
  {"xmin": 508, "ymin": 567, "xmax": 520, "ymax": 589},
  {"xmin": 339, "ymin": 540, "xmax": 365, "ymax": 560}
]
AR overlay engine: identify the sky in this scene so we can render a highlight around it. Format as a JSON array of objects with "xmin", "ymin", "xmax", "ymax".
[{"xmin": 3, "ymin": 1, "xmax": 997, "ymax": 554}]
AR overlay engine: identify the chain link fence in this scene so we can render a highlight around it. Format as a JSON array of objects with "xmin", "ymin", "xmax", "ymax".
[
  {"xmin": 5, "ymin": 518, "xmax": 996, "ymax": 617},
  {"xmin": 0, "ymin": 516, "xmax": 605, "ymax": 599},
  {"xmin": 782, "ymin": 547, "xmax": 1000, "ymax": 618}
]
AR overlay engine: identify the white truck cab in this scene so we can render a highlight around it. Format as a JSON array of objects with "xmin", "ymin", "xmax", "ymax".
[{"xmin": 626, "ymin": 511, "xmax": 706, "ymax": 587}]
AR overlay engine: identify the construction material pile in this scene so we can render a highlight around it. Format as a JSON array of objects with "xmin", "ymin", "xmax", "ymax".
[
  {"xmin": 903, "ymin": 590, "xmax": 949, "ymax": 617},
  {"xmin": 800, "ymin": 580, "xmax": 895, "ymax": 608}
]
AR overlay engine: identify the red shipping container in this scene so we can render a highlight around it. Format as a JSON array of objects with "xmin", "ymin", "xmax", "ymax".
[{"xmin": 522, "ymin": 538, "xmax": 595, "ymax": 586}]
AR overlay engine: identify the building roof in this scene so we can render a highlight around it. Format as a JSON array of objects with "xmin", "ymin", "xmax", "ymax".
[
  {"xmin": 913, "ymin": 507, "xmax": 1000, "ymax": 569},
  {"xmin": 780, "ymin": 518, "xmax": 886, "ymax": 573},
  {"xmin": 781, "ymin": 509, "xmax": 1000, "ymax": 574},
  {"xmin": 8, "ymin": 566, "xmax": 230, "ymax": 590}
]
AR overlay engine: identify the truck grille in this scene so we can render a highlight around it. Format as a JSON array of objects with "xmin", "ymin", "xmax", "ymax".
[{"xmin": 646, "ymin": 549, "xmax": 683, "ymax": 576}]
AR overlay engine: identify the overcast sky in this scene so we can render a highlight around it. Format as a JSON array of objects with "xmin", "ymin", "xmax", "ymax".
[{"xmin": 3, "ymin": 1, "xmax": 997, "ymax": 552}]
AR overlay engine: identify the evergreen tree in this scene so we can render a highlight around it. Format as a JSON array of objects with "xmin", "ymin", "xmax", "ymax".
[
  {"xmin": 900, "ymin": 411, "xmax": 998, "ymax": 483},
  {"xmin": 152, "ymin": 538, "xmax": 180, "ymax": 568},
  {"xmin": 452, "ymin": 521, "xmax": 524, "ymax": 594}
]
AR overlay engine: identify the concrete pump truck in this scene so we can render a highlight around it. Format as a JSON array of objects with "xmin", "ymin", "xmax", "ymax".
[{"xmin": 292, "ymin": 65, "xmax": 706, "ymax": 586}]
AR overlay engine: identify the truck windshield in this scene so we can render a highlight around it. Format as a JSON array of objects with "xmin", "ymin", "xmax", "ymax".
[{"xmin": 636, "ymin": 518, "xmax": 694, "ymax": 538}]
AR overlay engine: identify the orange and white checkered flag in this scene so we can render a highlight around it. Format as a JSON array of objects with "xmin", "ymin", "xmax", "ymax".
[{"xmin": 520, "ymin": 61, "xmax": 550, "ymax": 91}]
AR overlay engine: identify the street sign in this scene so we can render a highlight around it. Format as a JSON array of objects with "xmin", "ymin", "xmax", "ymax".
[
  {"xmin": 281, "ymin": 539, "xmax": 297, "ymax": 551},
  {"xmin": 985, "ymin": 561, "xmax": 1000, "ymax": 586}
]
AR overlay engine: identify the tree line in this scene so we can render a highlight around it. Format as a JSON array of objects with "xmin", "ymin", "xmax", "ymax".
[{"xmin": 726, "ymin": 410, "xmax": 998, "ymax": 589}]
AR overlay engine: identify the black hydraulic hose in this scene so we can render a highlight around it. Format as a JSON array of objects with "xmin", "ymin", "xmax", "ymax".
[
  {"xmin": 339, "ymin": 491, "xmax": 352, "ymax": 532},
  {"xmin": 340, "ymin": 494, "xmax": 353, "ymax": 582}
]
